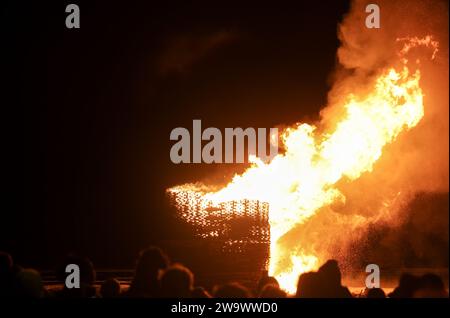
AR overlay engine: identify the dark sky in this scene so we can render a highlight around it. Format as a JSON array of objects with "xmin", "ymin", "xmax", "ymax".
[{"xmin": 5, "ymin": 1, "xmax": 352, "ymax": 268}]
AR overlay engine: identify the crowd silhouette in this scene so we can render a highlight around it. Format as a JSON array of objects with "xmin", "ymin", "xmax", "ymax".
[{"xmin": 0, "ymin": 248, "xmax": 448, "ymax": 299}]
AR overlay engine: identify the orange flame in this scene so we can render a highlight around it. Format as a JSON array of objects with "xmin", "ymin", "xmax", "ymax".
[{"xmin": 168, "ymin": 36, "xmax": 438, "ymax": 294}]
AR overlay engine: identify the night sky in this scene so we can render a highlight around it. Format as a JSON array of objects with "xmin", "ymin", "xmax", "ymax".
[{"xmin": 4, "ymin": 0, "xmax": 396, "ymax": 269}]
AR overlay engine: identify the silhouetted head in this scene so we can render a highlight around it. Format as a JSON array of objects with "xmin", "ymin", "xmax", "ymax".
[
  {"xmin": 388, "ymin": 273, "xmax": 420, "ymax": 298},
  {"xmin": 160, "ymin": 263, "xmax": 194, "ymax": 298},
  {"xmin": 57, "ymin": 253, "xmax": 96, "ymax": 286},
  {"xmin": 256, "ymin": 276, "xmax": 279, "ymax": 295},
  {"xmin": 366, "ymin": 288, "xmax": 386, "ymax": 298},
  {"xmin": 259, "ymin": 284, "xmax": 287, "ymax": 298},
  {"xmin": 15, "ymin": 268, "xmax": 45, "ymax": 299},
  {"xmin": 129, "ymin": 246, "xmax": 169, "ymax": 296},
  {"xmin": 418, "ymin": 273, "xmax": 445, "ymax": 290},
  {"xmin": 135, "ymin": 246, "xmax": 169, "ymax": 275},
  {"xmin": 213, "ymin": 282, "xmax": 252, "ymax": 298},
  {"xmin": 54, "ymin": 253, "xmax": 96, "ymax": 298},
  {"xmin": 413, "ymin": 273, "xmax": 448, "ymax": 298},
  {"xmin": 318, "ymin": 259, "xmax": 342, "ymax": 286},
  {"xmin": 100, "ymin": 278, "xmax": 121, "ymax": 298},
  {"xmin": 296, "ymin": 271, "xmax": 321, "ymax": 298}
]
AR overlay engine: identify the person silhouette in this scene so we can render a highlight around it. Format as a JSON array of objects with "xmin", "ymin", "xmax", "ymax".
[
  {"xmin": 100, "ymin": 278, "xmax": 121, "ymax": 298},
  {"xmin": 160, "ymin": 263, "xmax": 194, "ymax": 298},
  {"xmin": 127, "ymin": 246, "xmax": 169, "ymax": 297},
  {"xmin": 317, "ymin": 260, "xmax": 352, "ymax": 298},
  {"xmin": 54, "ymin": 254, "xmax": 97, "ymax": 298},
  {"xmin": 413, "ymin": 273, "xmax": 448, "ymax": 298},
  {"xmin": 388, "ymin": 273, "xmax": 420, "ymax": 298}
]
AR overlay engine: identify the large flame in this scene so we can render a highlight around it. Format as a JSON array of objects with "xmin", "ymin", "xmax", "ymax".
[{"xmin": 168, "ymin": 36, "xmax": 438, "ymax": 294}]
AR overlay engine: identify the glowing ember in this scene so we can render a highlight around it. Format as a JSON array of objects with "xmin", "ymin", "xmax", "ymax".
[{"xmin": 168, "ymin": 36, "xmax": 438, "ymax": 294}]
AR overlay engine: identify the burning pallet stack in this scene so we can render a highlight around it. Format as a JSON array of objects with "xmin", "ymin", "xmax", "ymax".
[{"xmin": 167, "ymin": 189, "xmax": 270, "ymax": 271}]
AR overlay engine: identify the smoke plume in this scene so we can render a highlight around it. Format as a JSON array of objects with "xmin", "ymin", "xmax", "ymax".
[{"xmin": 302, "ymin": 0, "xmax": 449, "ymax": 271}]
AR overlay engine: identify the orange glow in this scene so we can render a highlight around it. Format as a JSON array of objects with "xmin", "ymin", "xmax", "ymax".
[{"xmin": 168, "ymin": 36, "xmax": 438, "ymax": 294}]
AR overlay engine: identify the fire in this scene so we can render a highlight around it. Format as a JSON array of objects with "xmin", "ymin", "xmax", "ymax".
[{"xmin": 168, "ymin": 36, "xmax": 438, "ymax": 294}]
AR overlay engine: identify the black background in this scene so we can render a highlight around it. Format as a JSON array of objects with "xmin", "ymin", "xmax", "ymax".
[{"xmin": 11, "ymin": 0, "xmax": 440, "ymax": 270}]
